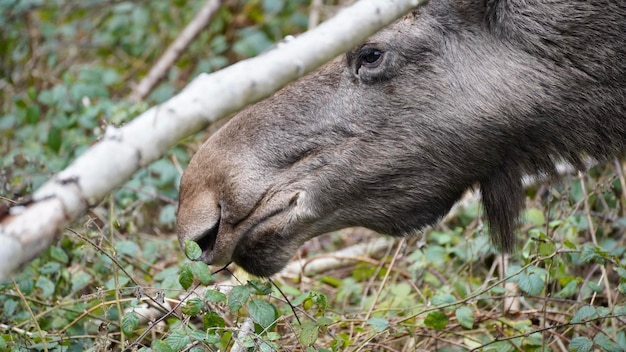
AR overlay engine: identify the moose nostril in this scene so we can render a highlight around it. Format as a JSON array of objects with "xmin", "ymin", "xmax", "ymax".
[{"xmin": 197, "ymin": 222, "xmax": 219, "ymax": 253}]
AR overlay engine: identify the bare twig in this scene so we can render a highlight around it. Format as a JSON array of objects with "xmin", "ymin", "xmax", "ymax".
[
  {"xmin": 308, "ymin": 0, "xmax": 324, "ymax": 29},
  {"xmin": 128, "ymin": 0, "xmax": 222, "ymax": 102}
]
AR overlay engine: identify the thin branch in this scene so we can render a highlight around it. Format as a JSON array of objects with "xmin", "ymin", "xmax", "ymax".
[{"xmin": 128, "ymin": 0, "xmax": 222, "ymax": 102}]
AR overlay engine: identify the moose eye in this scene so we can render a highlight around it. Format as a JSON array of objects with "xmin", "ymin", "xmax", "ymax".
[{"xmin": 358, "ymin": 48, "xmax": 384, "ymax": 71}]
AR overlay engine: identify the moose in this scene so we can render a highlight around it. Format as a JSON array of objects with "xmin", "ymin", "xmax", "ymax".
[{"xmin": 177, "ymin": 0, "xmax": 626, "ymax": 277}]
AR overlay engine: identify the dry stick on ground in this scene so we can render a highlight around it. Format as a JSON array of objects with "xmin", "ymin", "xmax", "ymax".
[
  {"xmin": 0, "ymin": 0, "xmax": 424, "ymax": 281},
  {"xmin": 308, "ymin": 0, "xmax": 324, "ymax": 29},
  {"xmin": 128, "ymin": 0, "xmax": 222, "ymax": 103}
]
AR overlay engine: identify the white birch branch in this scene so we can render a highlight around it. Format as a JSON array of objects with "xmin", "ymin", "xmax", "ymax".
[{"xmin": 0, "ymin": 0, "xmax": 424, "ymax": 281}]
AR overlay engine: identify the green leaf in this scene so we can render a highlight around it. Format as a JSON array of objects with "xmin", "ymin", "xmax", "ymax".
[
  {"xmin": 580, "ymin": 245, "xmax": 607, "ymax": 264},
  {"xmin": 49, "ymin": 245, "xmax": 68, "ymax": 263},
  {"xmin": 205, "ymin": 289, "xmax": 227, "ymax": 303},
  {"xmin": 179, "ymin": 263, "xmax": 194, "ymax": 290},
  {"xmin": 228, "ymin": 285, "xmax": 250, "ymax": 312},
  {"xmin": 25, "ymin": 104, "xmax": 41, "ymax": 125},
  {"xmin": 365, "ymin": 317, "xmax": 389, "ymax": 332},
  {"xmin": 36, "ymin": 276, "xmax": 55, "ymax": 298},
  {"xmin": 554, "ymin": 280, "xmax": 579, "ymax": 299},
  {"xmin": 3, "ymin": 299, "xmax": 18, "ymax": 316},
  {"xmin": 190, "ymin": 262, "xmax": 212, "ymax": 286},
  {"xmin": 248, "ymin": 279, "xmax": 272, "ymax": 295},
  {"xmin": 299, "ymin": 321, "xmax": 319, "ymax": 345},
  {"xmin": 424, "ymin": 310, "xmax": 448, "ymax": 330},
  {"xmin": 0, "ymin": 335, "xmax": 6, "ymax": 351},
  {"xmin": 121, "ymin": 312, "xmax": 139, "ymax": 337},
  {"xmin": 484, "ymin": 340, "xmax": 516, "ymax": 352},
  {"xmin": 159, "ymin": 204, "xmax": 177, "ymax": 225},
  {"xmin": 524, "ymin": 207, "xmax": 545, "ymax": 226},
  {"xmin": 47, "ymin": 126, "xmax": 62, "ymax": 153},
  {"xmin": 203, "ymin": 311, "xmax": 226, "ymax": 330},
  {"xmin": 431, "ymin": 292, "xmax": 456, "ymax": 306},
  {"xmin": 151, "ymin": 340, "xmax": 174, "ymax": 352},
  {"xmin": 455, "ymin": 306, "xmax": 474, "ymax": 329},
  {"xmin": 593, "ymin": 333, "xmax": 622, "ymax": 352},
  {"xmin": 165, "ymin": 330, "xmax": 191, "ymax": 351},
  {"xmin": 517, "ymin": 272, "xmax": 544, "ymax": 296},
  {"xmin": 263, "ymin": 0, "xmax": 285, "ymax": 14},
  {"xmin": 182, "ymin": 298, "xmax": 204, "ymax": 316},
  {"xmin": 184, "ymin": 240, "xmax": 202, "ymax": 260},
  {"xmin": 39, "ymin": 262, "xmax": 61, "ymax": 275},
  {"xmin": 115, "ymin": 241, "xmax": 140, "ymax": 257},
  {"xmin": 568, "ymin": 337, "xmax": 593, "ymax": 352},
  {"xmin": 571, "ymin": 305, "xmax": 597, "ymax": 323},
  {"xmin": 249, "ymin": 299, "xmax": 277, "ymax": 329}
]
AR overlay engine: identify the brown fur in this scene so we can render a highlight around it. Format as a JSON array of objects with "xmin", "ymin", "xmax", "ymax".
[{"xmin": 177, "ymin": 0, "xmax": 626, "ymax": 276}]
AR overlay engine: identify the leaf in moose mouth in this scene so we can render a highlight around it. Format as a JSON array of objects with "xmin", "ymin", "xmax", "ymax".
[{"xmin": 184, "ymin": 240, "xmax": 203, "ymax": 260}]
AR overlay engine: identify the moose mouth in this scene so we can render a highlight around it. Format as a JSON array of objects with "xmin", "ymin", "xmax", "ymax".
[{"xmin": 191, "ymin": 192, "xmax": 305, "ymax": 276}]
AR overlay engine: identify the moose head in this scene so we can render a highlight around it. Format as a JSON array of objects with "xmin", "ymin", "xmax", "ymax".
[{"xmin": 177, "ymin": 0, "xmax": 626, "ymax": 276}]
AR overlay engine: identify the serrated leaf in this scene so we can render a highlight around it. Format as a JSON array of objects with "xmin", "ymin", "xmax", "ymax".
[
  {"xmin": 568, "ymin": 337, "xmax": 593, "ymax": 352},
  {"xmin": 203, "ymin": 311, "xmax": 226, "ymax": 329},
  {"xmin": 47, "ymin": 126, "xmax": 62, "ymax": 153},
  {"xmin": 525, "ymin": 208, "xmax": 545, "ymax": 226},
  {"xmin": 71, "ymin": 271, "xmax": 93, "ymax": 293},
  {"xmin": 538, "ymin": 241, "xmax": 555, "ymax": 257},
  {"xmin": 25, "ymin": 105, "xmax": 40, "ymax": 124},
  {"xmin": 151, "ymin": 340, "xmax": 174, "ymax": 352},
  {"xmin": 366, "ymin": 317, "xmax": 389, "ymax": 332},
  {"xmin": 3, "ymin": 299, "xmax": 18, "ymax": 316},
  {"xmin": 571, "ymin": 305, "xmax": 597, "ymax": 323},
  {"xmin": 205, "ymin": 289, "xmax": 227, "ymax": 303},
  {"xmin": 39, "ymin": 262, "xmax": 61, "ymax": 275},
  {"xmin": 424, "ymin": 310, "xmax": 448, "ymax": 330},
  {"xmin": 249, "ymin": 299, "xmax": 277, "ymax": 329},
  {"xmin": 122, "ymin": 312, "xmax": 139, "ymax": 337},
  {"xmin": 618, "ymin": 282, "xmax": 626, "ymax": 295},
  {"xmin": 36, "ymin": 276, "xmax": 55, "ymax": 298},
  {"xmin": 248, "ymin": 280, "xmax": 272, "ymax": 295},
  {"xmin": 615, "ymin": 267, "xmax": 626, "ymax": 279},
  {"xmin": 184, "ymin": 240, "xmax": 202, "ymax": 260},
  {"xmin": 586, "ymin": 280, "xmax": 603, "ymax": 293},
  {"xmin": 593, "ymin": 333, "xmax": 622, "ymax": 352},
  {"xmin": 165, "ymin": 330, "xmax": 191, "ymax": 351},
  {"xmin": 191, "ymin": 329, "xmax": 220, "ymax": 344},
  {"xmin": 115, "ymin": 241, "xmax": 140, "ymax": 257},
  {"xmin": 517, "ymin": 272, "xmax": 544, "ymax": 296},
  {"xmin": 182, "ymin": 298, "xmax": 204, "ymax": 316},
  {"xmin": 49, "ymin": 246, "xmax": 68, "ymax": 263},
  {"xmin": 299, "ymin": 321, "xmax": 319, "ymax": 345},
  {"xmin": 555, "ymin": 280, "xmax": 579, "ymax": 299},
  {"xmin": 431, "ymin": 292, "xmax": 456, "ymax": 306},
  {"xmin": 580, "ymin": 245, "xmax": 607, "ymax": 264},
  {"xmin": 455, "ymin": 306, "xmax": 474, "ymax": 329},
  {"xmin": 190, "ymin": 262, "xmax": 212, "ymax": 285},
  {"xmin": 228, "ymin": 285, "xmax": 250, "ymax": 312},
  {"xmin": 563, "ymin": 240, "xmax": 577, "ymax": 249},
  {"xmin": 484, "ymin": 340, "xmax": 515, "ymax": 352},
  {"xmin": 317, "ymin": 317, "xmax": 333, "ymax": 326},
  {"xmin": 179, "ymin": 263, "xmax": 193, "ymax": 290}
]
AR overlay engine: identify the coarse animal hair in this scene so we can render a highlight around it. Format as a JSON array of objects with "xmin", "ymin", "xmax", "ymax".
[{"xmin": 177, "ymin": 0, "xmax": 626, "ymax": 277}]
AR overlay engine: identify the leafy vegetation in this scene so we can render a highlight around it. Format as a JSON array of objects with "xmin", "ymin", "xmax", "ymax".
[{"xmin": 1, "ymin": 1, "xmax": 625, "ymax": 351}]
